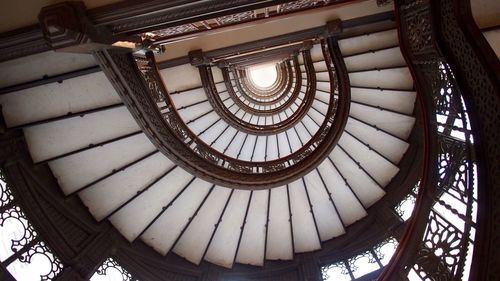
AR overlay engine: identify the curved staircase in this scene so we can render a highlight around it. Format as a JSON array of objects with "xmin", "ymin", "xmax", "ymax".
[{"xmin": 0, "ymin": 26, "xmax": 416, "ymax": 269}]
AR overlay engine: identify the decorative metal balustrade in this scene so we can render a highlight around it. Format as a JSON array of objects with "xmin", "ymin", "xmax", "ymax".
[
  {"xmin": 94, "ymin": 35, "xmax": 350, "ymax": 189},
  {"xmin": 377, "ymin": 0, "xmax": 500, "ymax": 280},
  {"xmin": 0, "ymin": 0, "xmax": 497, "ymax": 279},
  {"xmin": 384, "ymin": 58, "xmax": 477, "ymax": 280}
]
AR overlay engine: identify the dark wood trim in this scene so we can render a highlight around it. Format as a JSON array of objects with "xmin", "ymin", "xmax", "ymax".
[
  {"xmin": 479, "ymin": 23, "xmax": 500, "ymax": 33},
  {"xmin": 0, "ymin": 25, "xmax": 50, "ymax": 63},
  {"xmin": 0, "ymin": 0, "xmax": 355, "ymax": 63},
  {"xmin": 66, "ymin": 150, "xmax": 159, "ymax": 197},
  {"xmin": 134, "ymin": 176, "xmax": 196, "ymax": 243},
  {"xmin": 35, "ymin": 130, "xmax": 143, "ymax": 165},
  {"xmin": 9, "ymin": 102, "xmax": 124, "ymax": 130}
]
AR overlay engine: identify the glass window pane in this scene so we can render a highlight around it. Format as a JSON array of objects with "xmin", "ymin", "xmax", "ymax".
[
  {"xmin": 321, "ymin": 262, "xmax": 351, "ymax": 281},
  {"xmin": 349, "ymin": 252, "xmax": 380, "ymax": 279},
  {"xmin": 7, "ymin": 241, "xmax": 63, "ymax": 281},
  {"xmin": 0, "ymin": 206, "xmax": 37, "ymax": 262},
  {"xmin": 374, "ymin": 238, "xmax": 398, "ymax": 266}
]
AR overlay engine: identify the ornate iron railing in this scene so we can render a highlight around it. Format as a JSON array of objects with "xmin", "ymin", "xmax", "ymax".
[
  {"xmin": 94, "ymin": 36, "xmax": 349, "ymax": 189},
  {"xmin": 378, "ymin": 0, "xmax": 500, "ymax": 280}
]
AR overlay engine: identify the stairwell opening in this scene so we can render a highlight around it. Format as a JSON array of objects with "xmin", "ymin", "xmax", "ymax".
[{"xmin": 247, "ymin": 63, "xmax": 278, "ymax": 90}]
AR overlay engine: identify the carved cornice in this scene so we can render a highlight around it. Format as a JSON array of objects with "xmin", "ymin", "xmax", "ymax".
[
  {"xmin": 0, "ymin": 26, "xmax": 50, "ymax": 63},
  {"xmin": 38, "ymin": 2, "xmax": 91, "ymax": 50},
  {"xmin": 0, "ymin": 0, "xmax": 379, "ymax": 63},
  {"xmin": 37, "ymin": 2, "xmax": 143, "ymax": 54}
]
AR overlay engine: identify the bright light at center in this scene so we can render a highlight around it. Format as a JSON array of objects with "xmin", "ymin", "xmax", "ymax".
[{"xmin": 248, "ymin": 63, "xmax": 278, "ymax": 88}]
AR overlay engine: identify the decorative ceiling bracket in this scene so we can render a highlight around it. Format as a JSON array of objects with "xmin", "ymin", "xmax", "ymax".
[
  {"xmin": 325, "ymin": 19, "xmax": 343, "ymax": 38},
  {"xmin": 38, "ymin": 1, "xmax": 157, "ymax": 54},
  {"xmin": 188, "ymin": 49, "xmax": 209, "ymax": 67}
]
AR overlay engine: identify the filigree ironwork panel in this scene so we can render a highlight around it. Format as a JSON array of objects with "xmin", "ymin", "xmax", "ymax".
[
  {"xmin": 278, "ymin": 0, "xmax": 319, "ymax": 13},
  {"xmin": 216, "ymin": 11, "xmax": 254, "ymax": 25},
  {"xmin": 19, "ymin": 241, "xmax": 64, "ymax": 281},
  {"xmin": 373, "ymin": 237, "xmax": 398, "ymax": 266},
  {"xmin": 0, "ymin": 205, "xmax": 37, "ymax": 253},
  {"xmin": 0, "ymin": 172, "xmax": 14, "ymax": 208},
  {"xmin": 413, "ymin": 210, "xmax": 462, "ymax": 279},
  {"xmin": 144, "ymin": 23, "xmax": 198, "ymax": 38},
  {"xmin": 394, "ymin": 193, "xmax": 416, "ymax": 221},
  {"xmin": 321, "ymin": 236, "xmax": 399, "ymax": 280},
  {"xmin": 0, "ymin": 169, "xmax": 64, "ymax": 280},
  {"xmin": 322, "ymin": 261, "xmax": 351, "ymax": 281},
  {"xmin": 402, "ymin": 58, "xmax": 475, "ymax": 280},
  {"xmin": 380, "ymin": 0, "xmax": 492, "ymax": 279},
  {"xmin": 92, "ymin": 257, "xmax": 137, "ymax": 281}
]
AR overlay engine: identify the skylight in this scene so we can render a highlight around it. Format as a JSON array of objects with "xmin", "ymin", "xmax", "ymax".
[{"xmin": 247, "ymin": 63, "xmax": 278, "ymax": 89}]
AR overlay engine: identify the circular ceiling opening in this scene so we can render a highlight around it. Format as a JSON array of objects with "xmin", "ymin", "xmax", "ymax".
[{"xmin": 247, "ymin": 63, "xmax": 278, "ymax": 89}]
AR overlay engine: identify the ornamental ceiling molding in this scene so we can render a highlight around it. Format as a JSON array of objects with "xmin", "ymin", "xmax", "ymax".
[{"xmin": 0, "ymin": 0, "xmax": 372, "ymax": 63}]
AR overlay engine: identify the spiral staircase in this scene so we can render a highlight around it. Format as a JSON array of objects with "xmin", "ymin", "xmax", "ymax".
[
  {"xmin": 0, "ymin": 0, "xmax": 498, "ymax": 281},
  {"xmin": 0, "ymin": 21, "xmax": 416, "ymax": 269}
]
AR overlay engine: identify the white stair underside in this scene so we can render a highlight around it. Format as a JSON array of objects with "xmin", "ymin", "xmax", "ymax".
[
  {"xmin": 0, "ymin": 71, "xmax": 120, "ymax": 127},
  {"xmin": 266, "ymin": 186, "xmax": 294, "ymax": 260},
  {"xmin": 0, "ymin": 51, "xmax": 96, "ymax": 88},
  {"xmin": 23, "ymin": 107, "xmax": 139, "ymax": 162},
  {"xmin": 235, "ymin": 190, "xmax": 268, "ymax": 266},
  {"xmin": 0, "ymin": 26, "xmax": 417, "ymax": 269},
  {"xmin": 289, "ymin": 179, "xmax": 322, "ymax": 253}
]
